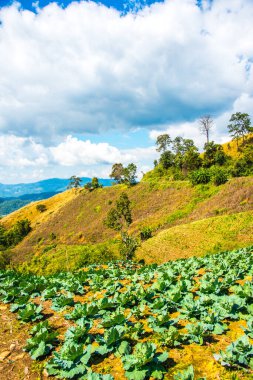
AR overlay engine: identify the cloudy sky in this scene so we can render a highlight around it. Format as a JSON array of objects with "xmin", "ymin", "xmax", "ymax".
[{"xmin": 0, "ymin": 0, "xmax": 252, "ymax": 184}]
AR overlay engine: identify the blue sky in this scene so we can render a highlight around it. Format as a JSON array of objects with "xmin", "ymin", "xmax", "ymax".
[
  {"xmin": 0, "ymin": 0, "xmax": 252, "ymax": 183},
  {"xmin": 0, "ymin": 0, "xmax": 164, "ymax": 12}
]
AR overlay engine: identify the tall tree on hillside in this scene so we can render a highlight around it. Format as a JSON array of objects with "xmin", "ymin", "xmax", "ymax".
[
  {"xmin": 104, "ymin": 192, "xmax": 138, "ymax": 260},
  {"xmin": 203, "ymin": 141, "xmax": 226, "ymax": 167},
  {"xmin": 199, "ymin": 115, "xmax": 213, "ymax": 144},
  {"xmin": 124, "ymin": 163, "xmax": 137, "ymax": 186},
  {"xmin": 110, "ymin": 163, "xmax": 137, "ymax": 186},
  {"xmin": 156, "ymin": 134, "xmax": 172, "ymax": 153},
  {"xmin": 84, "ymin": 177, "xmax": 103, "ymax": 191},
  {"xmin": 227, "ymin": 112, "xmax": 252, "ymax": 147},
  {"xmin": 110, "ymin": 163, "xmax": 124, "ymax": 184},
  {"xmin": 68, "ymin": 175, "xmax": 82, "ymax": 190}
]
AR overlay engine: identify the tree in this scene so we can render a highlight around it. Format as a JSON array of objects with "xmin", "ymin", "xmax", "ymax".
[
  {"xmin": 156, "ymin": 134, "xmax": 172, "ymax": 153},
  {"xmin": 203, "ymin": 141, "xmax": 226, "ymax": 168},
  {"xmin": 104, "ymin": 193, "xmax": 137, "ymax": 260},
  {"xmin": 182, "ymin": 146, "xmax": 202, "ymax": 172},
  {"xmin": 159, "ymin": 150, "xmax": 175, "ymax": 169},
  {"xmin": 110, "ymin": 163, "xmax": 137, "ymax": 186},
  {"xmin": 199, "ymin": 115, "xmax": 213, "ymax": 144},
  {"xmin": 110, "ymin": 163, "xmax": 125, "ymax": 184},
  {"xmin": 84, "ymin": 177, "xmax": 103, "ymax": 191},
  {"xmin": 124, "ymin": 163, "xmax": 137, "ymax": 186},
  {"xmin": 68, "ymin": 176, "xmax": 82, "ymax": 190},
  {"xmin": 36, "ymin": 204, "xmax": 47, "ymax": 213},
  {"xmin": 227, "ymin": 112, "xmax": 252, "ymax": 147}
]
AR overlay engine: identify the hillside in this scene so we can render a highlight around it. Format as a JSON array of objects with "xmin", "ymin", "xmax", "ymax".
[
  {"xmin": 222, "ymin": 133, "xmax": 253, "ymax": 159},
  {"xmin": 2, "ymin": 176, "xmax": 253, "ymax": 269},
  {"xmin": 0, "ymin": 192, "xmax": 59, "ymax": 216}
]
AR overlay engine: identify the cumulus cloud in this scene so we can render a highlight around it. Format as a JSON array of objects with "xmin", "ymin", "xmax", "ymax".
[
  {"xmin": 0, "ymin": 134, "xmax": 155, "ymax": 183},
  {"xmin": 0, "ymin": 0, "xmax": 253, "ymax": 143},
  {"xmin": 50, "ymin": 135, "xmax": 134, "ymax": 165}
]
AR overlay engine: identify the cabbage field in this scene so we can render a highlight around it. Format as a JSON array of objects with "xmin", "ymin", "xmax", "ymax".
[{"xmin": 1, "ymin": 246, "xmax": 253, "ymax": 379}]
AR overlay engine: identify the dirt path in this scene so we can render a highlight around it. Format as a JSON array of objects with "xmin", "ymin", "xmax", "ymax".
[{"xmin": 0, "ymin": 304, "xmax": 42, "ymax": 380}]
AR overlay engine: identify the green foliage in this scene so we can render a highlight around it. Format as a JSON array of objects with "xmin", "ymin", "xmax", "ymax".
[
  {"xmin": 18, "ymin": 303, "xmax": 43, "ymax": 323},
  {"xmin": 0, "ymin": 219, "xmax": 31, "ymax": 251},
  {"xmin": 173, "ymin": 365, "xmax": 194, "ymax": 380},
  {"xmin": 110, "ymin": 163, "xmax": 137, "ymax": 186},
  {"xmin": 0, "ymin": 250, "xmax": 11, "ymax": 269},
  {"xmin": 1, "ymin": 246, "xmax": 253, "ymax": 378},
  {"xmin": 216, "ymin": 335, "xmax": 253, "ymax": 369},
  {"xmin": 122, "ymin": 342, "xmax": 168, "ymax": 380},
  {"xmin": 105, "ymin": 193, "xmax": 137, "ymax": 260},
  {"xmin": 119, "ymin": 232, "xmax": 139, "ymax": 260},
  {"xmin": 25, "ymin": 321, "xmax": 58, "ymax": 360},
  {"xmin": 227, "ymin": 112, "xmax": 252, "ymax": 146},
  {"xmin": 190, "ymin": 168, "xmax": 211, "ymax": 185},
  {"xmin": 46, "ymin": 342, "xmax": 92, "ymax": 379},
  {"xmin": 210, "ymin": 167, "xmax": 228, "ymax": 186},
  {"xmin": 104, "ymin": 193, "xmax": 132, "ymax": 231},
  {"xmin": 139, "ymin": 226, "xmax": 152, "ymax": 241},
  {"xmin": 203, "ymin": 142, "xmax": 227, "ymax": 168},
  {"xmin": 156, "ymin": 134, "xmax": 172, "ymax": 153},
  {"xmin": 84, "ymin": 177, "xmax": 103, "ymax": 191}
]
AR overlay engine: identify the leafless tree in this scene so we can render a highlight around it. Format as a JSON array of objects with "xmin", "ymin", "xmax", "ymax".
[{"xmin": 199, "ymin": 115, "xmax": 213, "ymax": 144}]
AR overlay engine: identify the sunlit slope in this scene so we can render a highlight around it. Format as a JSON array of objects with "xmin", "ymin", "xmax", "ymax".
[
  {"xmin": 2, "ymin": 176, "xmax": 253, "ymax": 264},
  {"xmin": 2, "ymin": 189, "xmax": 78, "ymax": 229},
  {"xmin": 221, "ymin": 133, "xmax": 253, "ymax": 159},
  {"xmin": 136, "ymin": 210, "xmax": 253, "ymax": 264}
]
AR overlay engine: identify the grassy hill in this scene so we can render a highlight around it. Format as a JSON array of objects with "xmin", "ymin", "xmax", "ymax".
[
  {"xmin": 1, "ymin": 175, "xmax": 253, "ymax": 271},
  {"xmin": 221, "ymin": 133, "xmax": 253, "ymax": 159},
  {"xmin": 136, "ymin": 210, "xmax": 253, "ymax": 264}
]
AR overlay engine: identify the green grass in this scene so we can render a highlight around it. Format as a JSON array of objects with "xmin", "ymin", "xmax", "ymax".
[
  {"xmin": 17, "ymin": 242, "xmax": 120, "ymax": 275},
  {"xmin": 137, "ymin": 210, "xmax": 253, "ymax": 264}
]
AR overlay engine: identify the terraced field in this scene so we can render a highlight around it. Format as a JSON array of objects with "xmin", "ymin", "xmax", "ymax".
[{"xmin": 1, "ymin": 246, "xmax": 253, "ymax": 379}]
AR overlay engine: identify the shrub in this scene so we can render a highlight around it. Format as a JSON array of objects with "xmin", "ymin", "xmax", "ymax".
[
  {"xmin": 50, "ymin": 232, "xmax": 57, "ymax": 240},
  {"xmin": 5, "ymin": 219, "xmax": 32, "ymax": 247},
  {"xmin": 0, "ymin": 250, "xmax": 11, "ymax": 269},
  {"xmin": 140, "ymin": 226, "xmax": 152, "ymax": 241},
  {"xmin": 211, "ymin": 168, "xmax": 228, "ymax": 186},
  {"xmin": 36, "ymin": 204, "xmax": 47, "ymax": 213},
  {"xmin": 190, "ymin": 168, "xmax": 211, "ymax": 185}
]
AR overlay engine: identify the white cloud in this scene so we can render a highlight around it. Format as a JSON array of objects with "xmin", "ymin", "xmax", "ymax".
[
  {"xmin": 50, "ymin": 135, "xmax": 134, "ymax": 166},
  {"xmin": 0, "ymin": 0, "xmax": 252, "ymax": 142},
  {"xmin": 0, "ymin": 134, "xmax": 155, "ymax": 183},
  {"xmin": 0, "ymin": 134, "xmax": 49, "ymax": 167}
]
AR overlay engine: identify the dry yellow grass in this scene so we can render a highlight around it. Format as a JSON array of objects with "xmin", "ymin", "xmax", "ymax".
[
  {"xmin": 222, "ymin": 133, "xmax": 253, "ymax": 159},
  {"xmin": 136, "ymin": 210, "xmax": 253, "ymax": 264},
  {"xmin": 2, "ymin": 176, "xmax": 253, "ymax": 265},
  {"xmin": 2, "ymin": 189, "xmax": 78, "ymax": 229}
]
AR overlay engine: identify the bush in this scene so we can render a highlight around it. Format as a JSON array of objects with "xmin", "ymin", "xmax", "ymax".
[
  {"xmin": 5, "ymin": 219, "xmax": 32, "ymax": 247},
  {"xmin": 36, "ymin": 204, "xmax": 47, "ymax": 213},
  {"xmin": 190, "ymin": 168, "xmax": 211, "ymax": 185},
  {"xmin": 0, "ymin": 250, "xmax": 11, "ymax": 269},
  {"xmin": 211, "ymin": 168, "xmax": 228, "ymax": 186},
  {"xmin": 140, "ymin": 226, "xmax": 152, "ymax": 241},
  {"xmin": 119, "ymin": 233, "xmax": 139, "ymax": 260}
]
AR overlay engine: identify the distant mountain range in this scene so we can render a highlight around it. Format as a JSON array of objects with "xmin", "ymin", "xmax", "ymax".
[{"xmin": 0, "ymin": 177, "xmax": 113, "ymax": 215}]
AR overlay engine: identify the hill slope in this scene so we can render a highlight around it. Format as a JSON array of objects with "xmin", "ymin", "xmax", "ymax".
[{"xmin": 2, "ymin": 176, "xmax": 253, "ymax": 268}]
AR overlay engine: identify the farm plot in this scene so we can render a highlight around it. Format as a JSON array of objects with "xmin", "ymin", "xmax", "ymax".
[{"xmin": 1, "ymin": 246, "xmax": 253, "ymax": 379}]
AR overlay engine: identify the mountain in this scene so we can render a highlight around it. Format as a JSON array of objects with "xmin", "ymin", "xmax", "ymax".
[
  {"xmin": 0, "ymin": 192, "xmax": 59, "ymax": 216},
  {"xmin": 0, "ymin": 177, "xmax": 113, "ymax": 198}
]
